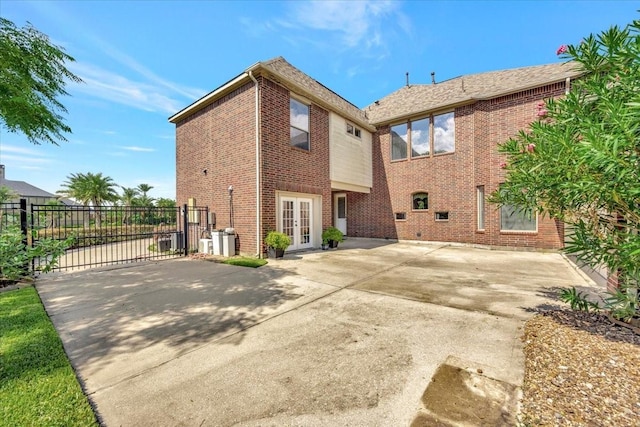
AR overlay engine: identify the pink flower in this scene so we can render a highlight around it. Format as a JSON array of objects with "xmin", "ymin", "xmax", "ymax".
[
  {"xmin": 527, "ymin": 143, "xmax": 536, "ymax": 153},
  {"xmin": 537, "ymin": 102, "xmax": 545, "ymax": 108},
  {"xmin": 556, "ymin": 45, "xmax": 568, "ymax": 55},
  {"xmin": 537, "ymin": 109, "xmax": 547, "ymax": 117},
  {"xmin": 500, "ymin": 162, "xmax": 507, "ymax": 169}
]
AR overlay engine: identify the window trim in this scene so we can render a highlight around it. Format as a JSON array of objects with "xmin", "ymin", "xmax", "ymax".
[
  {"xmin": 500, "ymin": 204, "xmax": 538, "ymax": 233},
  {"xmin": 394, "ymin": 212, "xmax": 407, "ymax": 221},
  {"xmin": 477, "ymin": 186, "xmax": 485, "ymax": 231},
  {"xmin": 411, "ymin": 192, "xmax": 429, "ymax": 211},
  {"xmin": 346, "ymin": 121, "xmax": 362, "ymax": 139},
  {"xmin": 390, "ymin": 109, "xmax": 455, "ymax": 162},
  {"xmin": 435, "ymin": 211, "xmax": 449, "ymax": 222}
]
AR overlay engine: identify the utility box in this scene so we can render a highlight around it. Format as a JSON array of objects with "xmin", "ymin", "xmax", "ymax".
[
  {"xmin": 158, "ymin": 239, "xmax": 171, "ymax": 252},
  {"xmin": 199, "ymin": 239, "xmax": 212, "ymax": 254},
  {"xmin": 222, "ymin": 230, "xmax": 236, "ymax": 257},
  {"xmin": 170, "ymin": 231, "xmax": 184, "ymax": 251},
  {"xmin": 211, "ymin": 230, "xmax": 223, "ymax": 255}
]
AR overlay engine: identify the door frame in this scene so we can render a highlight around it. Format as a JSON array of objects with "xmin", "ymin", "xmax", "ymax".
[
  {"xmin": 276, "ymin": 191, "xmax": 322, "ymax": 250},
  {"xmin": 334, "ymin": 192, "xmax": 347, "ymax": 236}
]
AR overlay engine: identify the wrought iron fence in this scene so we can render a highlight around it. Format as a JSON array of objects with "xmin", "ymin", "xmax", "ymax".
[{"xmin": 0, "ymin": 200, "xmax": 211, "ymax": 272}]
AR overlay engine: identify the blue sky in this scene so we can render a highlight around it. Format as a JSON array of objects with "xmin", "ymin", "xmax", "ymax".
[{"xmin": 0, "ymin": 1, "xmax": 636, "ymax": 200}]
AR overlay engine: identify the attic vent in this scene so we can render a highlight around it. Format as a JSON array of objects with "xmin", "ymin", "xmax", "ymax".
[
  {"xmin": 431, "ymin": 72, "xmax": 436, "ymax": 85},
  {"xmin": 406, "ymin": 72, "xmax": 409, "ymax": 87}
]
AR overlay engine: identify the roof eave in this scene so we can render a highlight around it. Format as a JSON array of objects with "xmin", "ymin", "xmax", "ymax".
[{"xmin": 168, "ymin": 72, "xmax": 252, "ymax": 123}]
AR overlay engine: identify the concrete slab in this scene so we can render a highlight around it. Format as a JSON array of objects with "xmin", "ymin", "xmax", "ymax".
[{"xmin": 36, "ymin": 240, "xmax": 598, "ymax": 426}]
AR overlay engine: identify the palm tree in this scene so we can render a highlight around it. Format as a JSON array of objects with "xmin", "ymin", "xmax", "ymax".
[
  {"xmin": 137, "ymin": 183, "xmax": 153, "ymax": 200},
  {"xmin": 58, "ymin": 172, "xmax": 119, "ymax": 227},
  {"xmin": 120, "ymin": 186, "xmax": 139, "ymax": 225}
]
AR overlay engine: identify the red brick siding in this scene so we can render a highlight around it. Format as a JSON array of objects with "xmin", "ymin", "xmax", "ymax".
[
  {"xmin": 349, "ymin": 82, "xmax": 567, "ymax": 250},
  {"xmin": 260, "ymin": 78, "xmax": 332, "ymax": 251},
  {"xmin": 175, "ymin": 82, "xmax": 258, "ymax": 254}
]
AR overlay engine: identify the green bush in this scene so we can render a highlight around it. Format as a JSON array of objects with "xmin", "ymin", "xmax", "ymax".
[
  {"xmin": 322, "ymin": 226, "xmax": 344, "ymax": 244},
  {"xmin": 264, "ymin": 231, "xmax": 291, "ymax": 250}
]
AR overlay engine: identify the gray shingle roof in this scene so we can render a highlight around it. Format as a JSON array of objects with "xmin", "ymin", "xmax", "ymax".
[
  {"xmin": 365, "ymin": 62, "xmax": 584, "ymax": 125},
  {"xmin": 258, "ymin": 57, "xmax": 371, "ymax": 128},
  {"xmin": 0, "ymin": 178, "xmax": 56, "ymax": 198}
]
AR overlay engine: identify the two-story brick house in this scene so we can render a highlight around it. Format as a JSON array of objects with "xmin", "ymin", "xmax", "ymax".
[{"xmin": 169, "ymin": 57, "xmax": 581, "ymax": 256}]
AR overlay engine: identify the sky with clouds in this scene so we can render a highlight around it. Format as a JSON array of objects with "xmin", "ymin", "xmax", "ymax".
[{"xmin": 0, "ymin": 0, "xmax": 635, "ymax": 199}]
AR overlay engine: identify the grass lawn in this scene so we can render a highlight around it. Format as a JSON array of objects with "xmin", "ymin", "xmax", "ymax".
[
  {"xmin": 0, "ymin": 287, "xmax": 97, "ymax": 427},
  {"xmin": 222, "ymin": 257, "xmax": 268, "ymax": 268}
]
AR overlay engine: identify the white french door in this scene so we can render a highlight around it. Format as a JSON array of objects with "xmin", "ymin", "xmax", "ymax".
[{"xmin": 280, "ymin": 197, "xmax": 313, "ymax": 250}]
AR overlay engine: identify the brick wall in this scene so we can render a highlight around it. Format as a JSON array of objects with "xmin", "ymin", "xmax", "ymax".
[
  {"xmin": 349, "ymin": 82, "xmax": 567, "ymax": 250},
  {"xmin": 260, "ymin": 78, "xmax": 332, "ymax": 251},
  {"xmin": 175, "ymin": 82, "xmax": 258, "ymax": 255}
]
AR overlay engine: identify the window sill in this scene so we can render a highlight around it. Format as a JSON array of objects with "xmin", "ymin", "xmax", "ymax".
[
  {"xmin": 500, "ymin": 230, "xmax": 538, "ymax": 235},
  {"xmin": 412, "ymin": 209, "xmax": 429, "ymax": 212},
  {"xmin": 290, "ymin": 146, "xmax": 311, "ymax": 153},
  {"xmin": 390, "ymin": 158, "xmax": 408, "ymax": 163},
  {"xmin": 433, "ymin": 151, "xmax": 455, "ymax": 157}
]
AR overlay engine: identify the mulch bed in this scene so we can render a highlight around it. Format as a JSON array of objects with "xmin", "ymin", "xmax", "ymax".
[{"xmin": 520, "ymin": 309, "xmax": 640, "ymax": 426}]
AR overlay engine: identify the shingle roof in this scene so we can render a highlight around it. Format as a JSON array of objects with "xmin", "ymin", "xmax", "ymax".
[
  {"xmin": 0, "ymin": 178, "xmax": 56, "ymax": 198},
  {"xmin": 365, "ymin": 62, "xmax": 584, "ymax": 125},
  {"xmin": 257, "ymin": 57, "xmax": 371, "ymax": 128}
]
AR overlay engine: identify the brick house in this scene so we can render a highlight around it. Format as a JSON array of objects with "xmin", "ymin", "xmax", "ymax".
[{"xmin": 169, "ymin": 57, "xmax": 581, "ymax": 256}]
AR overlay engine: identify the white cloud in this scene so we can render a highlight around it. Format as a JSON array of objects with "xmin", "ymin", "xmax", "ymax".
[
  {"xmin": 1, "ymin": 145, "xmax": 42, "ymax": 156},
  {"xmin": 1, "ymin": 154, "xmax": 52, "ymax": 164},
  {"xmin": 121, "ymin": 146, "xmax": 155, "ymax": 152},
  {"xmin": 69, "ymin": 62, "xmax": 184, "ymax": 114}
]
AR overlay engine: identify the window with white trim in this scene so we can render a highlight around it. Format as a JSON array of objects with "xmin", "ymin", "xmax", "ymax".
[
  {"xmin": 346, "ymin": 122, "xmax": 362, "ymax": 138},
  {"xmin": 290, "ymin": 98, "xmax": 310, "ymax": 151},
  {"xmin": 477, "ymin": 186, "xmax": 485, "ymax": 230},
  {"xmin": 500, "ymin": 205, "xmax": 537, "ymax": 231}
]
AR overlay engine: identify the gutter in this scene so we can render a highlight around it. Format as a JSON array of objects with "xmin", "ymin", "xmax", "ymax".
[{"xmin": 249, "ymin": 71, "xmax": 261, "ymax": 257}]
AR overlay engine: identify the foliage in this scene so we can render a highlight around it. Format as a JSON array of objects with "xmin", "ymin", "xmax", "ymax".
[
  {"xmin": 0, "ymin": 287, "xmax": 98, "ymax": 426},
  {"xmin": 222, "ymin": 257, "xmax": 268, "ymax": 268},
  {"xmin": 264, "ymin": 231, "xmax": 291, "ymax": 250},
  {"xmin": 491, "ymin": 19, "xmax": 640, "ymax": 320},
  {"xmin": 0, "ymin": 18, "xmax": 82, "ymax": 145},
  {"xmin": 604, "ymin": 284, "xmax": 639, "ymax": 322},
  {"xmin": 322, "ymin": 226, "xmax": 344, "ymax": 244},
  {"xmin": 0, "ymin": 185, "xmax": 18, "ymax": 203},
  {"xmin": 59, "ymin": 172, "xmax": 119, "ymax": 207},
  {"xmin": 559, "ymin": 287, "xmax": 600, "ymax": 313},
  {"xmin": 0, "ymin": 226, "xmax": 71, "ymax": 282}
]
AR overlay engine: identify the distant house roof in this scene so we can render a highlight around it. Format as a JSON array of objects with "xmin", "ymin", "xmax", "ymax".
[
  {"xmin": 169, "ymin": 56, "xmax": 374, "ymax": 131},
  {"xmin": 365, "ymin": 62, "xmax": 584, "ymax": 125},
  {"xmin": 0, "ymin": 178, "xmax": 57, "ymax": 198}
]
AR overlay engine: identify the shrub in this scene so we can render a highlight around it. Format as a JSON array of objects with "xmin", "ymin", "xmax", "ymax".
[
  {"xmin": 322, "ymin": 226, "xmax": 344, "ymax": 244},
  {"xmin": 264, "ymin": 231, "xmax": 291, "ymax": 250}
]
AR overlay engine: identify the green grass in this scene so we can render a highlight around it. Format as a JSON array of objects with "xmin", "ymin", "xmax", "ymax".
[
  {"xmin": 0, "ymin": 287, "xmax": 98, "ymax": 427},
  {"xmin": 222, "ymin": 257, "xmax": 268, "ymax": 268}
]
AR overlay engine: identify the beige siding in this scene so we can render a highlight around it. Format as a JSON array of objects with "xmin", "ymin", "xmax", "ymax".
[{"xmin": 329, "ymin": 112, "xmax": 372, "ymax": 192}]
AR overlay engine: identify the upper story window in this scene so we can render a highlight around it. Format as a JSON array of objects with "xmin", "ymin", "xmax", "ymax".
[
  {"xmin": 411, "ymin": 117, "xmax": 430, "ymax": 158},
  {"xmin": 346, "ymin": 122, "xmax": 362, "ymax": 138},
  {"xmin": 390, "ymin": 111, "xmax": 455, "ymax": 161},
  {"xmin": 391, "ymin": 123, "xmax": 408, "ymax": 160},
  {"xmin": 290, "ymin": 98, "xmax": 310, "ymax": 151},
  {"xmin": 433, "ymin": 112, "xmax": 455, "ymax": 154}
]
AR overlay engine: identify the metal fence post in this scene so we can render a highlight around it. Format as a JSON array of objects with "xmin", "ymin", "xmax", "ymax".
[
  {"xmin": 183, "ymin": 203, "xmax": 188, "ymax": 256},
  {"xmin": 20, "ymin": 199, "xmax": 28, "ymax": 247}
]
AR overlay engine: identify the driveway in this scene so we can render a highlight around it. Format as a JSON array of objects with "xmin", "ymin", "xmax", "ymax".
[{"xmin": 36, "ymin": 239, "xmax": 596, "ymax": 426}]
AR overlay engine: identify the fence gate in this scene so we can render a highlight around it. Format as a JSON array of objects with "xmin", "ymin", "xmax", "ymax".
[{"xmin": 28, "ymin": 202, "xmax": 209, "ymax": 272}]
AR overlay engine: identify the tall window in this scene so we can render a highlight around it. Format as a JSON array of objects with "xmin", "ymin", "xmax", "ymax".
[
  {"xmin": 477, "ymin": 186, "xmax": 485, "ymax": 230},
  {"xmin": 500, "ymin": 205, "xmax": 537, "ymax": 231},
  {"xmin": 411, "ymin": 118, "xmax": 430, "ymax": 158},
  {"xmin": 290, "ymin": 98, "xmax": 310, "ymax": 151},
  {"xmin": 391, "ymin": 123, "xmax": 408, "ymax": 160},
  {"xmin": 433, "ymin": 112, "xmax": 455, "ymax": 154}
]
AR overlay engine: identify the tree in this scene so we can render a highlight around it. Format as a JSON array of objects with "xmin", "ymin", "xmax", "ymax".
[
  {"xmin": 491, "ymin": 19, "xmax": 640, "ymax": 320},
  {"xmin": 0, "ymin": 18, "xmax": 82, "ymax": 145},
  {"xmin": 58, "ymin": 172, "xmax": 119, "ymax": 227},
  {"xmin": 119, "ymin": 186, "xmax": 139, "ymax": 225}
]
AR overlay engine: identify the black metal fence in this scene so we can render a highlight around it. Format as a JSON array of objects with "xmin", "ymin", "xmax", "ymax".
[{"xmin": 1, "ymin": 200, "xmax": 210, "ymax": 272}]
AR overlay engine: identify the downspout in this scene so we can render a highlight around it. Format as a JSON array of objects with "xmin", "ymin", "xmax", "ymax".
[{"xmin": 249, "ymin": 71, "xmax": 261, "ymax": 257}]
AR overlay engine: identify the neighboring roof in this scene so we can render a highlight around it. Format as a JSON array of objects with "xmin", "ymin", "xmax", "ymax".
[
  {"xmin": 0, "ymin": 178, "xmax": 57, "ymax": 198},
  {"xmin": 169, "ymin": 57, "xmax": 374, "ymax": 131},
  {"xmin": 365, "ymin": 62, "xmax": 584, "ymax": 125}
]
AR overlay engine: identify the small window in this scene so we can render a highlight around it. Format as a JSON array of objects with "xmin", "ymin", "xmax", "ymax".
[
  {"xmin": 435, "ymin": 211, "xmax": 449, "ymax": 221},
  {"xmin": 395, "ymin": 212, "xmax": 407, "ymax": 221},
  {"xmin": 346, "ymin": 123, "xmax": 354, "ymax": 134},
  {"xmin": 477, "ymin": 186, "xmax": 485, "ymax": 230},
  {"xmin": 354, "ymin": 128, "xmax": 361, "ymax": 138},
  {"xmin": 412, "ymin": 192, "xmax": 429, "ymax": 210},
  {"xmin": 501, "ymin": 205, "xmax": 537, "ymax": 231},
  {"xmin": 290, "ymin": 98, "xmax": 310, "ymax": 151}
]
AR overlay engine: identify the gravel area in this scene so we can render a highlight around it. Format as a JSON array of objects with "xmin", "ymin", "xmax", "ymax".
[{"xmin": 520, "ymin": 309, "xmax": 640, "ymax": 426}]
